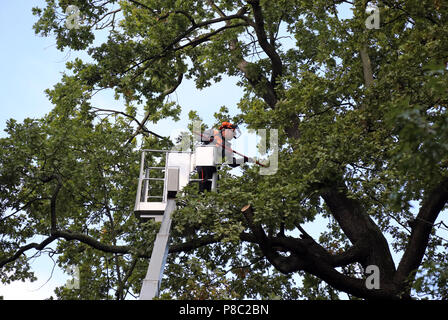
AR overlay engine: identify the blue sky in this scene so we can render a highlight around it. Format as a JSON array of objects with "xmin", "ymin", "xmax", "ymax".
[{"xmin": 1, "ymin": 1, "xmax": 62, "ymax": 130}]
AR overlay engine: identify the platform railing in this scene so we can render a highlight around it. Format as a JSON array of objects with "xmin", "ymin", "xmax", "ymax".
[{"xmin": 135, "ymin": 148, "xmax": 218, "ymax": 218}]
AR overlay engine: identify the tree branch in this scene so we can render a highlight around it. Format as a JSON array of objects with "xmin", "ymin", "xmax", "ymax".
[
  {"xmin": 0, "ymin": 235, "xmax": 58, "ymax": 269},
  {"xmin": 395, "ymin": 177, "xmax": 448, "ymax": 290},
  {"xmin": 39, "ymin": 174, "xmax": 63, "ymax": 232},
  {"xmin": 116, "ymin": 255, "xmax": 138, "ymax": 300},
  {"xmin": 240, "ymin": 204, "xmax": 399, "ymax": 299},
  {"xmin": 169, "ymin": 234, "xmax": 224, "ymax": 253},
  {"xmin": 52, "ymin": 229, "xmax": 132, "ymax": 254},
  {"xmin": 205, "ymin": 1, "xmax": 278, "ymax": 109},
  {"xmin": 360, "ymin": 45, "xmax": 374, "ymax": 88},
  {"xmin": 158, "ymin": 10, "xmax": 197, "ymax": 26},
  {"xmin": 319, "ymin": 181, "xmax": 397, "ymax": 283},
  {"xmin": 126, "ymin": 0, "xmax": 156, "ymax": 13},
  {"xmin": 91, "ymin": 8, "xmax": 122, "ymax": 30},
  {"xmin": 91, "ymin": 107, "xmax": 166, "ymax": 140},
  {"xmin": 247, "ymin": 0, "xmax": 283, "ymax": 86},
  {"xmin": 125, "ymin": 73, "xmax": 183, "ymax": 145},
  {"xmin": 241, "ymin": 204, "xmax": 300, "ymax": 273},
  {"xmin": 122, "ymin": 14, "xmax": 249, "ymax": 75}
]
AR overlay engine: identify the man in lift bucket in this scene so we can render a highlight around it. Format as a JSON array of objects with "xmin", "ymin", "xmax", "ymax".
[{"xmin": 196, "ymin": 121, "xmax": 252, "ymax": 192}]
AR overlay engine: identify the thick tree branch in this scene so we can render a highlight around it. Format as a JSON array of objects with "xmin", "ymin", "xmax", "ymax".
[
  {"xmin": 125, "ymin": 73, "xmax": 183, "ymax": 145},
  {"xmin": 331, "ymin": 242, "xmax": 368, "ymax": 267},
  {"xmin": 247, "ymin": 0, "xmax": 283, "ymax": 86},
  {"xmin": 319, "ymin": 181, "xmax": 397, "ymax": 284},
  {"xmin": 169, "ymin": 234, "xmax": 224, "ymax": 253},
  {"xmin": 301, "ymin": 258, "xmax": 400, "ymax": 300},
  {"xmin": 241, "ymin": 204, "xmax": 299, "ymax": 272},
  {"xmin": 320, "ymin": 184, "xmax": 375, "ymax": 244},
  {"xmin": 360, "ymin": 45, "xmax": 374, "ymax": 88},
  {"xmin": 52, "ymin": 229, "xmax": 132, "ymax": 254},
  {"xmin": 395, "ymin": 177, "xmax": 448, "ymax": 289},
  {"xmin": 240, "ymin": 204, "xmax": 399, "ymax": 299}
]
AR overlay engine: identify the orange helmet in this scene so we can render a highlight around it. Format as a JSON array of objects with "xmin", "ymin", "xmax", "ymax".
[
  {"xmin": 219, "ymin": 121, "xmax": 235, "ymax": 130},
  {"xmin": 219, "ymin": 121, "xmax": 241, "ymax": 138}
]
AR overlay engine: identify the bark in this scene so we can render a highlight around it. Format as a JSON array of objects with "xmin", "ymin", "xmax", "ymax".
[
  {"xmin": 320, "ymin": 182, "xmax": 397, "ymax": 287},
  {"xmin": 240, "ymin": 204, "xmax": 401, "ymax": 299}
]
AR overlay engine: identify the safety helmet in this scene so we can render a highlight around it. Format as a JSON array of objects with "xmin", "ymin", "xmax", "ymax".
[{"xmin": 219, "ymin": 121, "xmax": 241, "ymax": 139}]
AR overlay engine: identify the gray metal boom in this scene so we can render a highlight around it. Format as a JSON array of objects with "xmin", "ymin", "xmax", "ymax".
[{"xmin": 139, "ymin": 199, "xmax": 176, "ymax": 300}]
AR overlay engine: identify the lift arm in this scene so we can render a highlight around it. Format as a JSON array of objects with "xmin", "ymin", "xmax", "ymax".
[{"xmin": 139, "ymin": 199, "xmax": 176, "ymax": 300}]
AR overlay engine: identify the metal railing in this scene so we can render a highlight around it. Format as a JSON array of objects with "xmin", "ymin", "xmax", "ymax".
[{"xmin": 135, "ymin": 148, "xmax": 218, "ymax": 213}]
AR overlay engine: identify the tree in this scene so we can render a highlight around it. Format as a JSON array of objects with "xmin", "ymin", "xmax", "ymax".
[{"xmin": 1, "ymin": 0, "xmax": 448, "ymax": 300}]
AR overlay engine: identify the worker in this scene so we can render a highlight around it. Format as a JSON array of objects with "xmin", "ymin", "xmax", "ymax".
[{"xmin": 196, "ymin": 121, "xmax": 252, "ymax": 192}]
